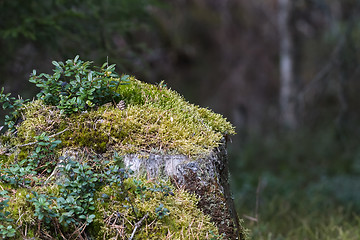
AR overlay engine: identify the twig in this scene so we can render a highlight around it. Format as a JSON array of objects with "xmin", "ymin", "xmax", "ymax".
[
  {"xmin": 54, "ymin": 219, "xmax": 67, "ymax": 240},
  {"xmin": 243, "ymin": 215, "xmax": 258, "ymax": 222},
  {"xmin": 44, "ymin": 166, "xmax": 59, "ymax": 184},
  {"xmin": 15, "ymin": 212, "xmax": 24, "ymax": 225},
  {"xmin": 69, "ymin": 220, "xmax": 87, "ymax": 240},
  {"xmin": 16, "ymin": 128, "xmax": 69, "ymax": 148},
  {"xmin": 243, "ymin": 177, "xmax": 264, "ymax": 223},
  {"xmin": 41, "ymin": 229, "xmax": 56, "ymax": 240},
  {"xmin": 129, "ymin": 213, "xmax": 149, "ymax": 240}
]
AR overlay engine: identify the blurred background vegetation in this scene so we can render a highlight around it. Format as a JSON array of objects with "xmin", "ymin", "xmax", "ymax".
[{"xmin": 1, "ymin": 0, "xmax": 360, "ymax": 239}]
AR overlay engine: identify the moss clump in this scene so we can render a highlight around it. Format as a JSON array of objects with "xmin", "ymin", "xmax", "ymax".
[
  {"xmin": 92, "ymin": 178, "xmax": 219, "ymax": 239},
  {"xmin": 15, "ymin": 77, "xmax": 234, "ymax": 158}
]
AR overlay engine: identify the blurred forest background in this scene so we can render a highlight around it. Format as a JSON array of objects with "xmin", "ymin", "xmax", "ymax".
[{"xmin": 1, "ymin": 0, "xmax": 360, "ymax": 239}]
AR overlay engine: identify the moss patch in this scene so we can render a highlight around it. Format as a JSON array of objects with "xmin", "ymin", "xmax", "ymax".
[
  {"xmin": 15, "ymin": 77, "xmax": 235, "ymax": 158},
  {"xmin": 92, "ymin": 178, "xmax": 219, "ymax": 239}
]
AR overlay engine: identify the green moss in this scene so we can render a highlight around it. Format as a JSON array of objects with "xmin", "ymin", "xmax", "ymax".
[
  {"xmin": 14, "ymin": 78, "xmax": 234, "ymax": 158},
  {"xmin": 5, "ymin": 187, "xmax": 34, "ymax": 225},
  {"xmin": 118, "ymin": 79, "xmax": 234, "ymax": 135},
  {"xmin": 16, "ymin": 100, "xmax": 62, "ymax": 144},
  {"xmin": 0, "ymin": 154, "xmax": 9, "ymax": 165},
  {"xmin": 92, "ymin": 178, "xmax": 219, "ymax": 239}
]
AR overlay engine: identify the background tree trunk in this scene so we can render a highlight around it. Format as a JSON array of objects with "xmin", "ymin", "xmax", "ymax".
[{"xmin": 278, "ymin": 0, "xmax": 297, "ymax": 129}]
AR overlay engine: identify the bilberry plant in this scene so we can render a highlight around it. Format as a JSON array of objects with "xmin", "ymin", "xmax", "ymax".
[{"xmin": 29, "ymin": 55, "xmax": 129, "ymax": 115}]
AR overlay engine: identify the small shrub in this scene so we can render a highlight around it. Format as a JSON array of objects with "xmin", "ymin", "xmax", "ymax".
[{"xmin": 29, "ymin": 55, "xmax": 129, "ymax": 115}]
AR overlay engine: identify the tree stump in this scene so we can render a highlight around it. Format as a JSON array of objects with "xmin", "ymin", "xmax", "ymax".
[{"xmin": 1, "ymin": 75, "xmax": 247, "ymax": 239}]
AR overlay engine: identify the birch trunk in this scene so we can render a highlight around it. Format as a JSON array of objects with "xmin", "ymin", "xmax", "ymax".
[{"xmin": 278, "ymin": 0, "xmax": 297, "ymax": 129}]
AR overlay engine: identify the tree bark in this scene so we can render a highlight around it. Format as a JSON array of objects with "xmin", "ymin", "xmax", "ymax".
[{"xmin": 278, "ymin": 0, "xmax": 297, "ymax": 129}]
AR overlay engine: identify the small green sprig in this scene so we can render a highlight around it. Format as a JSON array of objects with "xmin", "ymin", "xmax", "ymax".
[
  {"xmin": 27, "ymin": 192, "xmax": 58, "ymax": 224},
  {"xmin": 0, "ymin": 88, "xmax": 28, "ymax": 131}
]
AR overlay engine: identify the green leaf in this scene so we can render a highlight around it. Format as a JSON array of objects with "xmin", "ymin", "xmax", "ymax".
[
  {"xmin": 0, "ymin": 190, "xmax": 8, "ymax": 196},
  {"xmin": 88, "ymin": 71, "xmax": 93, "ymax": 81},
  {"xmin": 87, "ymin": 214, "xmax": 95, "ymax": 223},
  {"xmin": 2, "ymin": 102, "xmax": 10, "ymax": 109},
  {"xmin": 36, "ymin": 146, "xmax": 41, "ymax": 153},
  {"xmin": 101, "ymin": 62, "xmax": 108, "ymax": 69},
  {"xmin": 121, "ymin": 74, "xmax": 130, "ymax": 82},
  {"xmin": 52, "ymin": 61, "xmax": 61, "ymax": 68},
  {"xmin": 106, "ymin": 64, "xmax": 116, "ymax": 71},
  {"xmin": 65, "ymin": 163, "xmax": 72, "ymax": 171}
]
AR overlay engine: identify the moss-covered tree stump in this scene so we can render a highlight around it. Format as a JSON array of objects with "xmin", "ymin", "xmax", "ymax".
[{"xmin": 0, "ymin": 57, "xmax": 246, "ymax": 239}]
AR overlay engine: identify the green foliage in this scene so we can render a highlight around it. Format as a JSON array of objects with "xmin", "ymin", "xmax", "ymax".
[
  {"xmin": 20, "ymin": 153, "xmax": 133, "ymax": 230},
  {"xmin": 29, "ymin": 55, "xmax": 129, "ymax": 115},
  {"xmin": 0, "ymin": 190, "xmax": 15, "ymax": 238},
  {"xmin": 28, "ymin": 191, "xmax": 57, "ymax": 224},
  {"xmin": 0, "ymin": 225, "xmax": 16, "ymax": 239},
  {"xmin": 56, "ymin": 158, "xmax": 99, "ymax": 226},
  {"xmin": 0, "ymin": 87, "xmax": 28, "ymax": 131},
  {"xmin": 0, "ymin": 190, "xmax": 12, "ymax": 222},
  {"xmin": 0, "ymin": 126, "xmax": 219, "ymax": 239},
  {"xmin": 26, "ymin": 132, "xmax": 61, "ymax": 172},
  {"xmin": 0, "ymin": 0, "xmax": 149, "ymax": 38},
  {"xmin": 0, "ymin": 162, "xmax": 35, "ymax": 187},
  {"xmin": 0, "ymin": 55, "xmax": 235, "ymax": 159},
  {"xmin": 0, "ymin": 0, "xmax": 161, "ymax": 71},
  {"xmin": 0, "ymin": 132, "xmax": 61, "ymax": 187}
]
